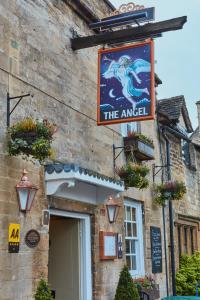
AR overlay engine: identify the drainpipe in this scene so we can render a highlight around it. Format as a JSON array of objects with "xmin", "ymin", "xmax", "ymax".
[
  {"xmin": 162, "ymin": 128, "xmax": 176, "ymax": 296},
  {"xmin": 162, "ymin": 206, "xmax": 169, "ymax": 296},
  {"xmin": 158, "ymin": 125, "xmax": 169, "ymax": 296}
]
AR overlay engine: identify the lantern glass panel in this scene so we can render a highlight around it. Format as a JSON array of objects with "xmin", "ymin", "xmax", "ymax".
[
  {"xmin": 108, "ymin": 205, "xmax": 116, "ymax": 222},
  {"xmin": 18, "ymin": 188, "xmax": 29, "ymax": 210},
  {"xmin": 27, "ymin": 188, "xmax": 37, "ymax": 210}
]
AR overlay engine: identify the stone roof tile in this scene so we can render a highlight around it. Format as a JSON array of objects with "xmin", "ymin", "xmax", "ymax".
[{"xmin": 157, "ymin": 95, "xmax": 193, "ymax": 133}]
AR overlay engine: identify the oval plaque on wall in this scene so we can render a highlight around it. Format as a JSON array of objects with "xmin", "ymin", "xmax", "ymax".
[{"xmin": 25, "ymin": 230, "xmax": 40, "ymax": 248}]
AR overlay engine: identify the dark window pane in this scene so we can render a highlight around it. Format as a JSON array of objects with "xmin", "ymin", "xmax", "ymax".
[
  {"xmin": 126, "ymin": 255, "xmax": 131, "ymax": 270},
  {"xmin": 126, "ymin": 240, "xmax": 130, "ymax": 254},
  {"xmin": 132, "ymin": 223, "xmax": 137, "ymax": 237},
  {"xmin": 131, "ymin": 240, "xmax": 136, "ymax": 254},
  {"xmin": 132, "ymin": 207, "xmax": 136, "ymax": 221},
  {"xmin": 127, "ymin": 223, "xmax": 132, "ymax": 237},
  {"xmin": 132, "ymin": 255, "xmax": 137, "ymax": 270},
  {"xmin": 126, "ymin": 207, "xmax": 131, "ymax": 220}
]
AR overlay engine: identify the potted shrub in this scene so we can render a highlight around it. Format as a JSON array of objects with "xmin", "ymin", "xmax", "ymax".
[
  {"xmin": 35, "ymin": 278, "xmax": 54, "ymax": 300},
  {"xmin": 7, "ymin": 118, "xmax": 57, "ymax": 163},
  {"xmin": 116, "ymin": 163, "xmax": 149, "ymax": 190},
  {"xmin": 153, "ymin": 180, "xmax": 186, "ymax": 206},
  {"xmin": 115, "ymin": 265, "xmax": 140, "ymax": 300},
  {"xmin": 133, "ymin": 275, "xmax": 160, "ymax": 300},
  {"xmin": 124, "ymin": 131, "xmax": 154, "ymax": 161}
]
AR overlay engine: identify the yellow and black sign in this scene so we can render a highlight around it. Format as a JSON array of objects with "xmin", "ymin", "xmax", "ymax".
[{"xmin": 8, "ymin": 223, "xmax": 20, "ymax": 253}]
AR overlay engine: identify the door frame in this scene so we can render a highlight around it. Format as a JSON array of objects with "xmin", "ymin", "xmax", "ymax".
[{"xmin": 50, "ymin": 209, "xmax": 92, "ymax": 300}]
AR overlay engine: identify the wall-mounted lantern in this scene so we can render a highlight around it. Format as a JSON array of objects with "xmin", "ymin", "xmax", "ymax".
[
  {"xmin": 16, "ymin": 170, "xmax": 38, "ymax": 212},
  {"xmin": 106, "ymin": 196, "xmax": 120, "ymax": 223}
]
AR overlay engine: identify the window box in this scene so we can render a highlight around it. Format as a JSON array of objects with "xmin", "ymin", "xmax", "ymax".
[{"xmin": 123, "ymin": 136, "xmax": 154, "ymax": 161}]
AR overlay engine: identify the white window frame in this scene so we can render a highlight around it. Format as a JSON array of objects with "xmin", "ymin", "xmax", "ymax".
[
  {"xmin": 124, "ymin": 200, "xmax": 145, "ymax": 278},
  {"xmin": 121, "ymin": 122, "xmax": 138, "ymax": 137}
]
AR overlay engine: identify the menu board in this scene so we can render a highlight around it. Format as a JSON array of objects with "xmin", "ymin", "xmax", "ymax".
[
  {"xmin": 150, "ymin": 227, "xmax": 162, "ymax": 273},
  {"xmin": 99, "ymin": 231, "xmax": 117, "ymax": 260}
]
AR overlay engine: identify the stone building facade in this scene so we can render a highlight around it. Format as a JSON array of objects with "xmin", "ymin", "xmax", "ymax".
[
  {"xmin": 157, "ymin": 95, "xmax": 200, "ymax": 293},
  {"xmin": 0, "ymin": 1, "xmax": 199, "ymax": 300}
]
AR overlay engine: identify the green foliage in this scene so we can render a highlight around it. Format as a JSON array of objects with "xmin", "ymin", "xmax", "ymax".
[
  {"xmin": 115, "ymin": 265, "xmax": 140, "ymax": 300},
  {"xmin": 35, "ymin": 278, "xmax": 54, "ymax": 300},
  {"xmin": 7, "ymin": 118, "xmax": 56, "ymax": 163},
  {"xmin": 116, "ymin": 163, "xmax": 149, "ymax": 190},
  {"xmin": 31, "ymin": 138, "xmax": 52, "ymax": 162},
  {"xmin": 153, "ymin": 181, "xmax": 186, "ymax": 206},
  {"xmin": 133, "ymin": 275, "xmax": 157, "ymax": 290},
  {"xmin": 127, "ymin": 131, "xmax": 154, "ymax": 147},
  {"xmin": 176, "ymin": 252, "xmax": 200, "ymax": 296}
]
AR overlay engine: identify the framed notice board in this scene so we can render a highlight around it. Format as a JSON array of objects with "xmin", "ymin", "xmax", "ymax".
[
  {"xmin": 99, "ymin": 231, "xmax": 117, "ymax": 260},
  {"xmin": 150, "ymin": 226, "xmax": 162, "ymax": 273}
]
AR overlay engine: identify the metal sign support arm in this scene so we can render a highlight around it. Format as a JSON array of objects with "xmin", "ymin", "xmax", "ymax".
[{"xmin": 7, "ymin": 92, "xmax": 30, "ymax": 127}]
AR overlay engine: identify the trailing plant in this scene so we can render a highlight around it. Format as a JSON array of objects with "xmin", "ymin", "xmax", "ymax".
[
  {"xmin": 153, "ymin": 181, "xmax": 186, "ymax": 206},
  {"xmin": 127, "ymin": 131, "xmax": 154, "ymax": 147},
  {"xmin": 176, "ymin": 252, "xmax": 200, "ymax": 296},
  {"xmin": 116, "ymin": 163, "xmax": 149, "ymax": 190},
  {"xmin": 7, "ymin": 118, "xmax": 57, "ymax": 163},
  {"xmin": 35, "ymin": 278, "xmax": 54, "ymax": 300},
  {"xmin": 115, "ymin": 265, "xmax": 140, "ymax": 300},
  {"xmin": 133, "ymin": 275, "xmax": 157, "ymax": 291}
]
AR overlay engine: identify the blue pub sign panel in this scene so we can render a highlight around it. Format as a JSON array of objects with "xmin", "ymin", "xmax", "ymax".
[{"xmin": 97, "ymin": 40, "xmax": 155, "ymax": 125}]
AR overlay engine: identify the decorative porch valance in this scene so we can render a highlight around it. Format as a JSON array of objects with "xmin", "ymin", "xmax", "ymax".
[{"xmin": 45, "ymin": 164, "xmax": 124, "ymax": 205}]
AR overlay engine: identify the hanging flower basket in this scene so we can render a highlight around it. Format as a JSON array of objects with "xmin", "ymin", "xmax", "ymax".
[
  {"xmin": 153, "ymin": 180, "xmax": 186, "ymax": 206},
  {"xmin": 124, "ymin": 131, "xmax": 154, "ymax": 161},
  {"xmin": 116, "ymin": 163, "xmax": 149, "ymax": 190},
  {"xmin": 7, "ymin": 118, "xmax": 57, "ymax": 163}
]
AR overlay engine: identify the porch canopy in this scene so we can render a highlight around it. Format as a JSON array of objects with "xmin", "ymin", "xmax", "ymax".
[{"xmin": 45, "ymin": 163, "xmax": 124, "ymax": 204}]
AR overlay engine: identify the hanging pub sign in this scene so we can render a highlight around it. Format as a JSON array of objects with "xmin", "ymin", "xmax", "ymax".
[{"xmin": 97, "ymin": 39, "xmax": 154, "ymax": 125}]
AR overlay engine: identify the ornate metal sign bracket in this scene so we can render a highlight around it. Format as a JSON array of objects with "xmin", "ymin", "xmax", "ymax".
[
  {"xmin": 109, "ymin": 2, "xmax": 145, "ymax": 17},
  {"xmin": 7, "ymin": 92, "xmax": 31, "ymax": 127}
]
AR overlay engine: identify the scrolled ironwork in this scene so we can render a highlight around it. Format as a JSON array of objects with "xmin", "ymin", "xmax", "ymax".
[{"xmin": 110, "ymin": 2, "xmax": 145, "ymax": 16}]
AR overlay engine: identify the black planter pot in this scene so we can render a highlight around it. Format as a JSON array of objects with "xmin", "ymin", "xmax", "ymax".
[{"xmin": 11, "ymin": 131, "xmax": 38, "ymax": 145}]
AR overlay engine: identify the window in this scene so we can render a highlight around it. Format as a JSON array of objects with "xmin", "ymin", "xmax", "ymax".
[
  {"xmin": 124, "ymin": 200, "xmax": 145, "ymax": 277},
  {"xmin": 121, "ymin": 122, "xmax": 139, "ymax": 137},
  {"xmin": 176, "ymin": 222, "xmax": 198, "ymax": 260}
]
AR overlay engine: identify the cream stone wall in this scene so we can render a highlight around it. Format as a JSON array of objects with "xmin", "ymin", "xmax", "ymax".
[{"xmin": 0, "ymin": 1, "xmax": 126, "ymax": 299}]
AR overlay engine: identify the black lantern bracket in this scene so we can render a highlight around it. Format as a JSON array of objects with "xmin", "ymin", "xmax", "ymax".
[
  {"xmin": 152, "ymin": 163, "xmax": 171, "ymax": 182},
  {"xmin": 7, "ymin": 92, "xmax": 31, "ymax": 127}
]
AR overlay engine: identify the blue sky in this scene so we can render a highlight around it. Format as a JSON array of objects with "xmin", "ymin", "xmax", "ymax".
[{"xmin": 110, "ymin": 0, "xmax": 200, "ymax": 129}]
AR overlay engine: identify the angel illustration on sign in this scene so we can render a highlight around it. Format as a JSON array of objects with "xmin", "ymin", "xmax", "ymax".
[{"xmin": 103, "ymin": 55, "xmax": 150, "ymax": 109}]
